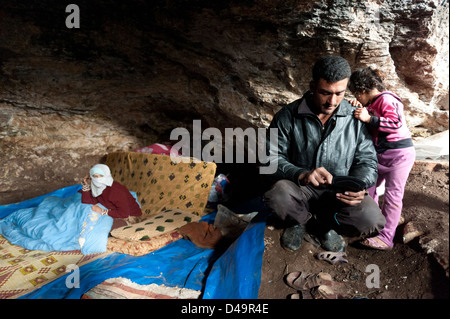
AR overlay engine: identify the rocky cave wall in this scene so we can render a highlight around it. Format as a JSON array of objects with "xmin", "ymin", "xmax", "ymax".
[{"xmin": 0, "ymin": 0, "xmax": 448, "ymax": 204}]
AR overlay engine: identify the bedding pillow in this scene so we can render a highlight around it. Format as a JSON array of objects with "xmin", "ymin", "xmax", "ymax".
[
  {"xmin": 106, "ymin": 231, "xmax": 182, "ymax": 256},
  {"xmin": 110, "ymin": 208, "xmax": 201, "ymax": 242},
  {"xmin": 104, "ymin": 152, "xmax": 217, "ymax": 217}
]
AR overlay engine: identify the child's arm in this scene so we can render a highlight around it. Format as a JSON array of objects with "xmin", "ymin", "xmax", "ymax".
[
  {"xmin": 346, "ymin": 98, "xmax": 362, "ymax": 107},
  {"xmin": 374, "ymin": 100, "xmax": 404, "ymax": 133}
]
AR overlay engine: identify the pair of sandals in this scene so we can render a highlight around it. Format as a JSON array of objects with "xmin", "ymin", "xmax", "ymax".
[{"xmin": 285, "ymin": 271, "xmax": 351, "ymax": 299}]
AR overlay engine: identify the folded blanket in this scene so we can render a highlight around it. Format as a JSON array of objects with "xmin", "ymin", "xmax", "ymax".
[
  {"xmin": 0, "ymin": 193, "xmax": 113, "ymax": 255},
  {"xmin": 82, "ymin": 277, "xmax": 201, "ymax": 299}
]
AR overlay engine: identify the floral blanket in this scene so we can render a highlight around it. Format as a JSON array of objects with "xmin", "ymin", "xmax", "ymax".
[{"xmin": 0, "ymin": 235, "xmax": 110, "ymax": 299}]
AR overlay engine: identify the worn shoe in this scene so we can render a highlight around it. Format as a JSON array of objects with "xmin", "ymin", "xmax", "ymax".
[
  {"xmin": 320, "ymin": 229, "xmax": 346, "ymax": 252},
  {"xmin": 402, "ymin": 221, "xmax": 423, "ymax": 244},
  {"xmin": 316, "ymin": 251, "xmax": 348, "ymax": 265},
  {"xmin": 281, "ymin": 224, "xmax": 306, "ymax": 252},
  {"xmin": 310, "ymin": 284, "xmax": 352, "ymax": 299},
  {"xmin": 285, "ymin": 271, "xmax": 335, "ymax": 290}
]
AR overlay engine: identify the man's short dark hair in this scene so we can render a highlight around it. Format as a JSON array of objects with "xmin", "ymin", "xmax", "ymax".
[{"xmin": 312, "ymin": 55, "xmax": 351, "ymax": 83}]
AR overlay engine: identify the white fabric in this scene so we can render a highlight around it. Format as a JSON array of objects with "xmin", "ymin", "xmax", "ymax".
[{"xmin": 90, "ymin": 164, "xmax": 114, "ymax": 197}]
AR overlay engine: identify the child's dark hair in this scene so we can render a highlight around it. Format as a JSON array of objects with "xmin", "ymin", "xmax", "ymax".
[
  {"xmin": 312, "ymin": 55, "xmax": 352, "ymax": 83},
  {"xmin": 348, "ymin": 67, "xmax": 386, "ymax": 93}
]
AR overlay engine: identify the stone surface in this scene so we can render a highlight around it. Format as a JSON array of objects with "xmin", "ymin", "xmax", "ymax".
[{"xmin": 0, "ymin": 0, "xmax": 449, "ymax": 204}]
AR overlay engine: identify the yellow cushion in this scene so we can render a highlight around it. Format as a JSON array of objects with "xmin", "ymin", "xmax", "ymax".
[
  {"xmin": 104, "ymin": 152, "xmax": 216, "ymax": 217},
  {"xmin": 110, "ymin": 208, "xmax": 201, "ymax": 241},
  {"xmin": 106, "ymin": 231, "xmax": 183, "ymax": 256}
]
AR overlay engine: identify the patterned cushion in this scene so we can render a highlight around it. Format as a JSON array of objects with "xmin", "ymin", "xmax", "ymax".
[
  {"xmin": 104, "ymin": 152, "xmax": 216, "ymax": 217},
  {"xmin": 106, "ymin": 231, "xmax": 182, "ymax": 257},
  {"xmin": 110, "ymin": 208, "xmax": 200, "ymax": 242}
]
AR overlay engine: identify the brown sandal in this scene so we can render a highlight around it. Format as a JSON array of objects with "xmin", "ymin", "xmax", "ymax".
[
  {"xmin": 285, "ymin": 272, "xmax": 334, "ymax": 290},
  {"xmin": 310, "ymin": 284, "xmax": 352, "ymax": 299}
]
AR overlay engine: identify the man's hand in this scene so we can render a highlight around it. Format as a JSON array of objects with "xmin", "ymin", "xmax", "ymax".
[
  {"xmin": 336, "ymin": 189, "xmax": 366, "ymax": 206},
  {"xmin": 299, "ymin": 167, "xmax": 333, "ymax": 187}
]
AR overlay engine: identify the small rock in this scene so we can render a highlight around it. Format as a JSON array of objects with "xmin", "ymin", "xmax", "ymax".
[
  {"xmin": 402, "ymin": 221, "xmax": 424, "ymax": 244},
  {"xmin": 349, "ymin": 273, "xmax": 360, "ymax": 281},
  {"xmin": 419, "ymin": 236, "xmax": 440, "ymax": 254}
]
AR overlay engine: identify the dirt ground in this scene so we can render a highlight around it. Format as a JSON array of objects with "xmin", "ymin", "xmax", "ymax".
[{"xmin": 258, "ymin": 161, "xmax": 449, "ymax": 299}]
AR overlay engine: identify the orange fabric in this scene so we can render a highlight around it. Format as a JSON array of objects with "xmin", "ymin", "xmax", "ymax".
[{"xmin": 178, "ymin": 222, "xmax": 223, "ymax": 249}]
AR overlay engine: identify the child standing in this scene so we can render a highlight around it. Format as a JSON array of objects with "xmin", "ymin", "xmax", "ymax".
[{"xmin": 349, "ymin": 67, "xmax": 415, "ymax": 250}]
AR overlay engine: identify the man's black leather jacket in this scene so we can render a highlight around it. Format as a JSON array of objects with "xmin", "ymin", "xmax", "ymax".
[{"xmin": 265, "ymin": 92, "xmax": 378, "ymax": 189}]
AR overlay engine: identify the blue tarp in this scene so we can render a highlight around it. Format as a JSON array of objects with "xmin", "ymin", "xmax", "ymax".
[{"xmin": 0, "ymin": 186, "xmax": 266, "ymax": 299}]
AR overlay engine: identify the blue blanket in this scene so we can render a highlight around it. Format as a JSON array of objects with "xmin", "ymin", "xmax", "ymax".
[
  {"xmin": 0, "ymin": 186, "xmax": 267, "ymax": 299},
  {"xmin": 0, "ymin": 191, "xmax": 113, "ymax": 255}
]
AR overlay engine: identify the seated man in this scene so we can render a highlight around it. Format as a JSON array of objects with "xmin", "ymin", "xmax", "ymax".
[{"xmin": 262, "ymin": 55, "xmax": 385, "ymax": 252}]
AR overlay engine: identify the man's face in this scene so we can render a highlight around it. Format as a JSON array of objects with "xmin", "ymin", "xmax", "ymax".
[{"xmin": 310, "ymin": 78, "xmax": 349, "ymax": 116}]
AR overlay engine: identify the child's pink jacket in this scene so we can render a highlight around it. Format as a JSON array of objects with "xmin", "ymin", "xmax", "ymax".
[{"xmin": 366, "ymin": 91, "xmax": 413, "ymax": 153}]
